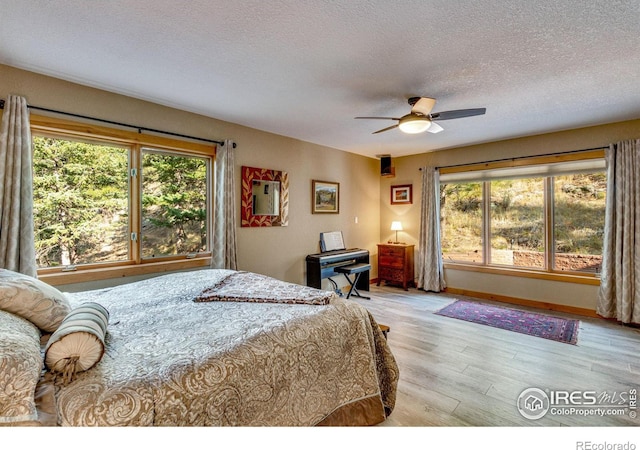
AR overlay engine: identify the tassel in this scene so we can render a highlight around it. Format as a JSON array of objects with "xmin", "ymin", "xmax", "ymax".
[{"xmin": 54, "ymin": 356, "xmax": 80, "ymax": 386}]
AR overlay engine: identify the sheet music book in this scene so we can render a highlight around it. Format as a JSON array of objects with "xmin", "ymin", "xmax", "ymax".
[{"xmin": 320, "ymin": 231, "xmax": 345, "ymax": 252}]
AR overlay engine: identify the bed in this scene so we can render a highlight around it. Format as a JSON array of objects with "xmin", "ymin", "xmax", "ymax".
[{"xmin": 0, "ymin": 268, "xmax": 398, "ymax": 426}]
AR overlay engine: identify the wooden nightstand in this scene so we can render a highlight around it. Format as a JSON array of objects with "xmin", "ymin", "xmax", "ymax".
[{"xmin": 377, "ymin": 243, "xmax": 415, "ymax": 291}]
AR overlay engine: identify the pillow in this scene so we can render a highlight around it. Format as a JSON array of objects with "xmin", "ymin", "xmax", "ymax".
[
  {"xmin": 45, "ymin": 302, "xmax": 109, "ymax": 384},
  {"xmin": 0, "ymin": 269, "xmax": 71, "ymax": 332},
  {"xmin": 0, "ymin": 310, "xmax": 43, "ymax": 424}
]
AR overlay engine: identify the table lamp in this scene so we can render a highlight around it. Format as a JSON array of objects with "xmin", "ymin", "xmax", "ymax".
[{"xmin": 391, "ymin": 221, "xmax": 403, "ymax": 244}]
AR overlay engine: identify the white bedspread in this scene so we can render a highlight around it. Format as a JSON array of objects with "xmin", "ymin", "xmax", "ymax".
[{"xmin": 50, "ymin": 269, "xmax": 397, "ymax": 426}]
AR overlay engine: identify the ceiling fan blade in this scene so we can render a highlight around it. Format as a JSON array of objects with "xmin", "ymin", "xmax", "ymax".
[
  {"xmin": 411, "ymin": 97, "xmax": 436, "ymax": 115},
  {"xmin": 355, "ymin": 116, "xmax": 401, "ymax": 120},
  {"xmin": 430, "ymin": 108, "xmax": 486, "ymax": 120},
  {"xmin": 427, "ymin": 122, "xmax": 444, "ymax": 133},
  {"xmin": 372, "ymin": 124, "xmax": 399, "ymax": 134}
]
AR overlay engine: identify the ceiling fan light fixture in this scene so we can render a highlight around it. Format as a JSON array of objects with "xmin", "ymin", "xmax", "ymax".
[
  {"xmin": 355, "ymin": 97, "xmax": 486, "ymax": 135},
  {"xmin": 398, "ymin": 115, "xmax": 431, "ymax": 134}
]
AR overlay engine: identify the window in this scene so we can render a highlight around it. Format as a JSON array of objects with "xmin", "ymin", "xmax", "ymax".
[
  {"xmin": 552, "ymin": 173, "xmax": 606, "ymax": 273},
  {"xmin": 141, "ymin": 150, "xmax": 209, "ymax": 258},
  {"xmin": 33, "ymin": 136, "xmax": 130, "ymax": 267},
  {"xmin": 440, "ymin": 182, "xmax": 483, "ymax": 263},
  {"xmin": 31, "ymin": 116, "xmax": 215, "ymax": 282},
  {"xmin": 489, "ymin": 178, "xmax": 545, "ymax": 269},
  {"xmin": 440, "ymin": 152, "xmax": 606, "ymax": 277}
]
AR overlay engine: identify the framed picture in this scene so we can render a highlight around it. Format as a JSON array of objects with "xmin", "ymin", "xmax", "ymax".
[
  {"xmin": 391, "ymin": 184, "xmax": 412, "ymax": 205},
  {"xmin": 312, "ymin": 180, "xmax": 339, "ymax": 214}
]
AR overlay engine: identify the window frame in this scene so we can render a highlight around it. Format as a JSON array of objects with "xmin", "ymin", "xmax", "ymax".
[
  {"xmin": 30, "ymin": 115, "xmax": 216, "ymax": 286},
  {"xmin": 439, "ymin": 150, "xmax": 605, "ymax": 286}
]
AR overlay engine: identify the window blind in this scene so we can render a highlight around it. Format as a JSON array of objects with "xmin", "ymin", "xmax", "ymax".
[{"xmin": 439, "ymin": 156, "xmax": 606, "ymax": 184}]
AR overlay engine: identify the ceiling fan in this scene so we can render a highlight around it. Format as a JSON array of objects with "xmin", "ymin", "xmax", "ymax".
[{"xmin": 355, "ymin": 97, "xmax": 486, "ymax": 134}]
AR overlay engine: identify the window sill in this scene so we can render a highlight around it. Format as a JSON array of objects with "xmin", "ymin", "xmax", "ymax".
[
  {"xmin": 38, "ymin": 257, "xmax": 212, "ymax": 286},
  {"xmin": 443, "ymin": 262, "xmax": 600, "ymax": 286}
]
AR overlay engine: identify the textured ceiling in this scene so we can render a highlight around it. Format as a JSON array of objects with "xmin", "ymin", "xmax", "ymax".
[{"xmin": 1, "ymin": 0, "xmax": 639, "ymax": 158}]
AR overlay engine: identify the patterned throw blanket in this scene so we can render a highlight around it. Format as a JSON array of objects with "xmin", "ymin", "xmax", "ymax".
[{"xmin": 194, "ymin": 271, "xmax": 335, "ymax": 305}]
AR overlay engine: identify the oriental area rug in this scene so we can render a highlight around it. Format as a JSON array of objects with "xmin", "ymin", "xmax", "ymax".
[{"xmin": 435, "ymin": 300, "xmax": 580, "ymax": 345}]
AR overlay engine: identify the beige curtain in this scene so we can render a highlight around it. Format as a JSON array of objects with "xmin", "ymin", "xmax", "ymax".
[
  {"xmin": 417, "ymin": 166, "xmax": 446, "ymax": 292},
  {"xmin": 0, "ymin": 95, "xmax": 37, "ymax": 277},
  {"xmin": 211, "ymin": 139, "xmax": 238, "ymax": 270},
  {"xmin": 597, "ymin": 139, "xmax": 640, "ymax": 324}
]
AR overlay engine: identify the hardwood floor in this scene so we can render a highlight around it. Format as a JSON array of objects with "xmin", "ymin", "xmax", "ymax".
[{"xmin": 351, "ymin": 285, "xmax": 640, "ymax": 427}]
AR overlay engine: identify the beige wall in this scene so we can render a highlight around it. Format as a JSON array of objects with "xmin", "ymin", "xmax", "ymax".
[
  {"xmin": 1, "ymin": 64, "xmax": 380, "ymax": 290},
  {"xmin": 383, "ymin": 119, "xmax": 640, "ymax": 311}
]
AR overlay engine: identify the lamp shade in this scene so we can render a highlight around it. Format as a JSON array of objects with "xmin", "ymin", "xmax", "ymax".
[
  {"xmin": 390, "ymin": 221, "xmax": 403, "ymax": 231},
  {"xmin": 398, "ymin": 115, "xmax": 431, "ymax": 134}
]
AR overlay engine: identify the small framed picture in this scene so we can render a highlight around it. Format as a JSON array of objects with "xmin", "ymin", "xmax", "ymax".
[
  {"xmin": 312, "ymin": 180, "xmax": 339, "ymax": 214},
  {"xmin": 391, "ymin": 184, "xmax": 412, "ymax": 205}
]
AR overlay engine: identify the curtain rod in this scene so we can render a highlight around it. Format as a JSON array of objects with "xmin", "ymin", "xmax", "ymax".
[
  {"xmin": 418, "ymin": 146, "xmax": 606, "ymax": 171},
  {"xmin": 0, "ymin": 98, "xmax": 232, "ymax": 147}
]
